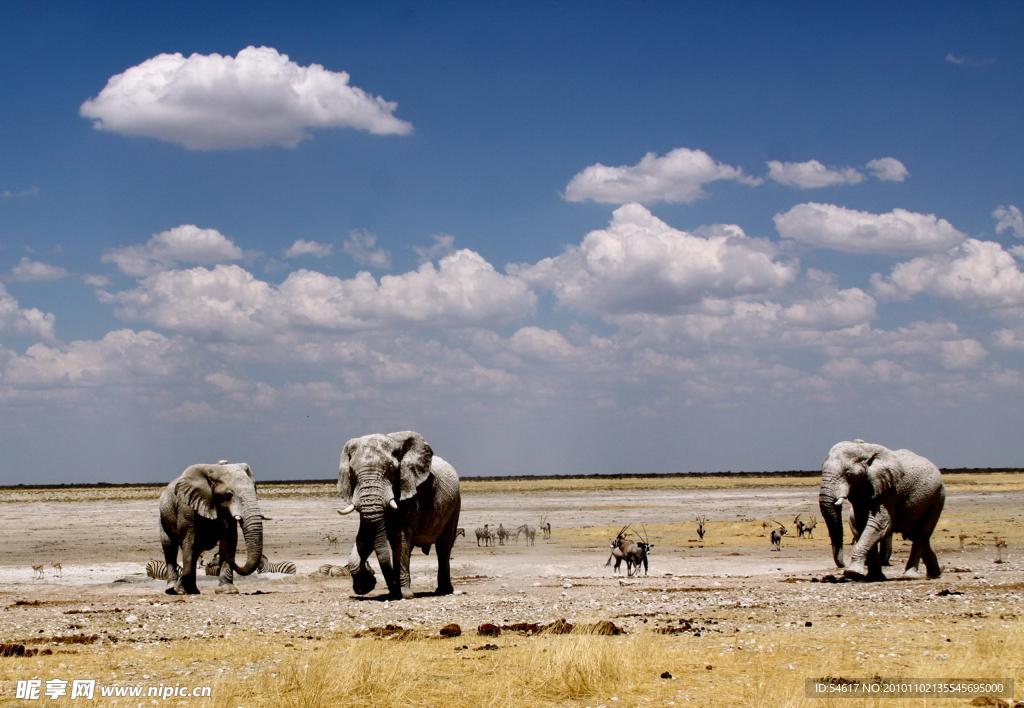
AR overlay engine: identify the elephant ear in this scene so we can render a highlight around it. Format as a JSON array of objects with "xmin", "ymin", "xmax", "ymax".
[
  {"xmin": 337, "ymin": 439, "xmax": 359, "ymax": 505},
  {"xmin": 175, "ymin": 465, "xmax": 218, "ymax": 520},
  {"xmin": 865, "ymin": 448, "xmax": 900, "ymax": 497},
  {"xmin": 388, "ymin": 431, "xmax": 433, "ymax": 501}
]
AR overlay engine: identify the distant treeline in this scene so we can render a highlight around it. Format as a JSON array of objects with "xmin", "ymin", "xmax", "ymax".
[{"xmin": 1, "ymin": 467, "xmax": 1020, "ymax": 490}]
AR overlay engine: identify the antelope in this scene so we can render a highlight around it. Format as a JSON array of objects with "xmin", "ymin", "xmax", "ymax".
[
  {"xmin": 540, "ymin": 516, "xmax": 552, "ymax": 540},
  {"xmin": 801, "ymin": 516, "xmax": 817, "ymax": 539},
  {"xmin": 32, "ymin": 563, "xmax": 44, "ymax": 579},
  {"xmin": 324, "ymin": 534, "xmax": 339, "ymax": 549},
  {"xmin": 696, "ymin": 515, "xmax": 707, "ymax": 542},
  {"xmin": 996, "ymin": 537, "xmax": 1007, "ymax": 563},
  {"xmin": 51, "ymin": 562, "xmax": 62, "ymax": 579},
  {"xmin": 959, "ymin": 530, "xmax": 967, "ymax": 548},
  {"xmin": 605, "ymin": 525, "xmax": 651, "ymax": 576},
  {"xmin": 770, "ymin": 522, "xmax": 788, "ymax": 551}
]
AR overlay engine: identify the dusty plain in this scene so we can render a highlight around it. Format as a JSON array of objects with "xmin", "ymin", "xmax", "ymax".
[{"xmin": 0, "ymin": 473, "xmax": 1021, "ymax": 707}]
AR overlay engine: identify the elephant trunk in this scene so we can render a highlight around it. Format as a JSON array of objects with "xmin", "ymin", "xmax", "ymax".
[
  {"xmin": 819, "ymin": 456, "xmax": 847, "ymax": 568},
  {"xmin": 231, "ymin": 493, "xmax": 264, "ymax": 576},
  {"xmin": 345, "ymin": 471, "xmax": 394, "ymax": 594}
]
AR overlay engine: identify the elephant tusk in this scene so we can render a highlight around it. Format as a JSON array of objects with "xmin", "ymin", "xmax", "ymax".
[
  {"xmin": 834, "ymin": 497, "xmax": 846, "ymax": 507},
  {"xmin": 388, "ymin": 499, "xmax": 398, "ymax": 510},
  {"xmin": 337, "ymin": 505, "xmax": 355, "ymax": 515},
  {"xmin": 233, "ymin": 514, "xmax": 243, "ymax": 521}
]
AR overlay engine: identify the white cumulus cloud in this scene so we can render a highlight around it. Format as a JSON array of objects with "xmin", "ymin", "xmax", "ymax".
[
  {"xmin": 510, "ymin": 203, "xmax": 797, "ymax": 315},
  {"xmin": 9, "ymin": 257, "xmax": 68, "ymax": 282},
  {"xmin": 993, "ymin": 205, "xmax": 1024, "ymax": 239},
  {"xmin": 80, "ymin": 46, "xmax": 412, "ymax": 150},
  {"xmin": 774, "ymin": 203, "xmax": 966, "ymax": 255},
  {"xmin": 106, "ymin": 250, "xmax": 536, "ymax": 339},
  {"xmin": 0, "ymin": 282, "xmax": 56, "ymax": 340},
  {"xmin": 766, "ymin": 160, "xmax": 865, "ymax": 188},
  {"xmin": 564, "ymin": 147, "xmax": 762, "ymax": 204},
  {"xmin": 866, "ymin": 157, "xmax": 909, "ymax": 182},
  {"xmin": 343, "ymin": 229, "xmax": 391, "ymax": 268},
  {"xmin": 103, "ymin": 225, "xmax": 244, "ymax": 277},
  {"xmin": 284, "ymin": 239, "xmax": 333, "ymax": 259},
  {"xmin": 871, "ymin": 238, "xmax": 1024, "ymax": 310}
]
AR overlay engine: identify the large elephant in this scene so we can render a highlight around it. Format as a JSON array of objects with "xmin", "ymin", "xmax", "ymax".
[
  {"xmin": 336, "ymin": 431, "xmax": 461, "ymax": 600},
  {"xmin": 819, "ymin": 440, "xmax": 945, "ymax": 581},
  {"xmin": 159, "ymin": 461, "xmax": 264, "ymax": 595}
]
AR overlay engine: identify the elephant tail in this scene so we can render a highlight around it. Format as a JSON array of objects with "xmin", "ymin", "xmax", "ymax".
[{"xmin": 421, "ymin": 544, "xmax": 431, "ymax": 555}]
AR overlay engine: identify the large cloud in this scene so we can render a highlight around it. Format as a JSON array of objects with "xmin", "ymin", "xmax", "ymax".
[
  {"xmin": 774, "ymin": 203, "xmax": 966, "ymax": 254},
  {"xmin": 510, "ymin": 203, "xmax": 797, "ymax": 315},
  {"xmin": 103, "ymin": 225, "xmax": 244, "ymax": 277},
  {"xmin": 104, "ymin": 249, "xmax": 536, "ymax": 338},
  {"xmin": 871, "ymin": 238, "xmax": 1024, "ymax": 310},
  {"xmin": 80, "ymin": 46, "xmax": 412, "ymax": 150},
  {"xmin": 564, "ymin": 148, "xmax": 761, "ymax": 204}
]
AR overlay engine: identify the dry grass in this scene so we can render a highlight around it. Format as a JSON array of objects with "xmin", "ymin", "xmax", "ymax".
[
  {"xmin": 2, "ymin": 471, "xmax": 1019, "ymax": 504},
  {"xmin": 2, "ymin": 616, "xmax": 1019, "ymax": 707}
]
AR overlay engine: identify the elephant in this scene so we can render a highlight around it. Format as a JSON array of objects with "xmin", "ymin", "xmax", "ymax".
[
  {"xmin": 159, "ymin": 461, "xmax": 264, "ymax": 595},
  {"xmin": 336, "ymin": 431, "xmax": 461, "ymax": 600},
  {"xmin": 819, "ymin": 440, "xmax": 945, "ymax": 581}
]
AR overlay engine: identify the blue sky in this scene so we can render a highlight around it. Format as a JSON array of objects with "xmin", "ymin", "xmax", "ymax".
[{"xmin": 1, "ymin": 2, "xmax": 1022, "ymax": 483}]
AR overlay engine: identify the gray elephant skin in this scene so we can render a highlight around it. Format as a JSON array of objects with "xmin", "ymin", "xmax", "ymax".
[
  {"xmin": 819, "ymin": 440, "xmax": 945, "ymax": 581},
  {"xmin": 337, "ymin": 431, "xmax": 461, "ymax": 600},
  {"xmin": 159, "ymin": 462, "xmax": 264, "ymax": 595}
]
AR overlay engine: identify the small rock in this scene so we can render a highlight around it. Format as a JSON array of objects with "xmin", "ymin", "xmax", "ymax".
[
  {"xmin": 804, "ymin": 621, "xmax": 812, "ymax": 627},
  {"xmin": 562, "ymin": 582, "xmax": 573, "ymax": 588},
  {"xmin": 705, "ymin": 664, "xmax": 713, "ymax": 670},
  {"xmin": 660, "ymin": 671, "xmax": 673, "ymax": 679}
]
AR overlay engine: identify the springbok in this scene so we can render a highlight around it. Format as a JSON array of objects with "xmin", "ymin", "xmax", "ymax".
[{"xmin": 51, "ymin": 562, "xmax": 62, "ymax": 579}]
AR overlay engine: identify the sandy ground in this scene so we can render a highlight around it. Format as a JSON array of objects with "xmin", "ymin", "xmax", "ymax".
[{"xmin": 0, "ymin": 481, "xmax": 1020, "ymax": 649}]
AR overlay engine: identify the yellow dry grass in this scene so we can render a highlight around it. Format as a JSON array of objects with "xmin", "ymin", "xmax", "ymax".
[
  {"xmin": 1, "ymin": 470, "xmax": 1019, "ymax": 503},
  {"xmin": 2, "ymin": 616, "xmax": 1019, "ymax": 707}
]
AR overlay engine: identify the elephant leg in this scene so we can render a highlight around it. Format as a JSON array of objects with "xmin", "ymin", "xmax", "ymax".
[
  {"xmin": 178, "ymin": 533, "xmax": 200, "ymax": 594},
  {"xmin": 215, "ymin": 527, "xmax": 238, "ymax": 594},
  {"xmin": 845, "ymin": 504, "xmax": 892, "ymax": 581},
  {"xmin": 922, "ymin": 543, "xmax": 942, "ymax": 579},
  {"xmin": 880, "ymin": 534, "xmax": 893, "ymax": 566},
  {"xmin": 345, "ymin": 541, "xmax": 377, "ymax": 595},
  {"xmin": 864, "ymin": 546, "xmax": 886, "ymax": 582},
  {"xmin": 388, "ymin": 525, "xmax": 414, "ymax": 600},
  {"xmin": 160, "ymin": 525, "xmax": 180, "ymax": 595}
]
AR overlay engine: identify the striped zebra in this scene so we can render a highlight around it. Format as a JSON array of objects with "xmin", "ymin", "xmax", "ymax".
[
  {"xmin": 257, "ymin": 556, "xmax": 297, "ymax": 574},
  {"xmin": 317, "ymin": 564, "xmax": 350, "ymax": 577},
  {"xmin": 146, "ymin": 560, "xmax": 182, "ymax": 580}
]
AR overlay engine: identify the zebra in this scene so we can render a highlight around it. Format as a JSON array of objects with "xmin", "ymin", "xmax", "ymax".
[
  {"xmin": 32, "ymin": 563, "xmax": 44, "ymax": 580},
  {"xmin": 257, "ymin": 555, "xmax": 297, "ymax": 574},
  {"xmin": 475, "ymin": 524, "xmax": 493, "ymax": 547},
  {"xmin": 146, "ymin": 560, "xmax": 183, "ymax": 580},
  {"xmin": 515, "ymin": 524, "xmax": 536, "ymax": 546},
  {"xmin": 496, "ymin": 524, "xmax": 509, "ymax": 546},
  {"xmin": 51, "ymin": 562, "xmax": 62, "ymax": 579},
  {"xmin": 456, "ymin": 528, "xmax": 466, "ymax": 541}
]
